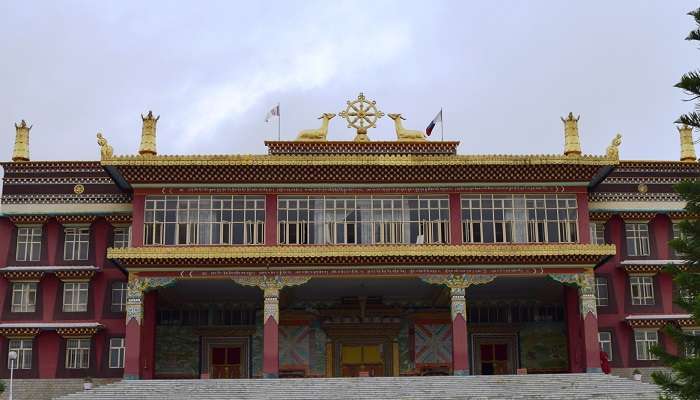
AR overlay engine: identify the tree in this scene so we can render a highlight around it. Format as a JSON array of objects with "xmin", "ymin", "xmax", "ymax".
[{"xmin": 650, "ymin": 10, "xmax": 700, "ymax": 399}]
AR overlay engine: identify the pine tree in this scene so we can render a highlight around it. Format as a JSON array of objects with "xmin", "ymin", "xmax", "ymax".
[{"xmin": 650, "ymin": 9, "xmax": 700, "ymax": 399}]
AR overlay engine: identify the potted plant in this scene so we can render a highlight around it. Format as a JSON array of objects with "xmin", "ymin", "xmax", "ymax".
[
  {"xmin": 83, "ymin": 376, "xmax": 93, "ymax": 390},
  {"xmin": 632, "ymin": 369, "xmax": 642, "ymax": 381}
]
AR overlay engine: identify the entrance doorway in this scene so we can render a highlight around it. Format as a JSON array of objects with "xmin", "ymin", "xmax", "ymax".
[
  {"xmin": 211, "ymin": 347, "xmax": 242, "ymax": 379},
  {"xmin": 340, "ymin": 344, "xmax": 384, "ymax": 377},
  {"xmin": 472, "ymin": 334, "xmax": 518, "ymax": 375}
]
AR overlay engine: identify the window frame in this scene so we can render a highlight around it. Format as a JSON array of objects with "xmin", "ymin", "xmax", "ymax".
[
  {"xmin": 7, "ymin": 338, "xmax": 33, "ymax": 370},
  {"xmin": 598, "ymin": 331, "xmax": 613, "ymax": 361},
  {"xmin": 15, "ymin": 226, "xmax": 42, "ymax": 262},
  {"xmin": 62, "ymin": 281, "xmax": 89, "ymax": 313},
  {"xmin": 10, "ymin": 282, "xmax": 37, "ymax": 313},
  {"xmin": 594, "ymin": 277, "xmax": 609, "ymax": 307},
  {"xmin": 634, "ymin": 329, "xmax": 659, "ymax": 361},
  {"xmin": 110, "ymin": 282, "xmax": 128, "ymax": 313},
  {"xmin": 63, "ymin": 226, "xmax": 90, "ymax": 261},
  {"xmin": 625, "ymin": 223, "xmax": 651, "ymax": 257},
  {"xmin": 112, "ymin": 225, "xmax": 132, "ymax": 248},
  {"xmin": 108, "ymin": 337, "xmax": 125, "ymax": 369},
  {"xmin": 629, "ymin": 275, "xmax": 655, "ymax": 306},
  {"xmin": 589, "ymin": 222, "xmax": 605, "ymax": 245},
  {"xmin": 65, "ymin": 338, "xmax": 91, "ymax": 369}
]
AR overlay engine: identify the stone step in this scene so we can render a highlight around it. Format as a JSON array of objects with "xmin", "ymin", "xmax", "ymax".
[
  {"xmin": 0, "ymin": 378, "xmax": 114, "ymax": 400},
  {"xmin": 57, "ymin": 374, "xmax": 660, "ymax": 400}
]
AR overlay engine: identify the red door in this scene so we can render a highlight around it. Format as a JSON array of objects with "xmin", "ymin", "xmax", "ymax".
[
  {"xmin": 480, "ymin": 343, "xmax": 509, "ymax": 375},
  {"xmin": 211, "ymin": 347, "xmax": 241, "ymax": 379}
]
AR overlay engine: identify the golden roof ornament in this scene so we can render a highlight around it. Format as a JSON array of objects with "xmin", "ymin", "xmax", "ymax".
[
  {"xmin": 561, "ymin": 112, "xmax": 581, "ymax": 156},
  {"xmin": 388, "ymin": 113, "xmax": 426, "ymax": 141},
  {"xmin": 12, "ymin": 120, "xmax": 32, "ymax": 162},
  {"xmin": 296, "ymin": 113, "xmax": 336, "ymax": 141},
  {"xmin": 677, "ymin": 124, "xmax": 697, "ymax": 163},
  {"xmin": 606, "ymin": 133, "xmax": 622, "ymax": 159},
  {"xmin": 339, "ymin": 92, "xmax": 384, "ymax": 142},
  {"xmin": 96, "ymin": 132, "xmax": 114, "ymax": 159},
  {"xmin": 139, "ymin": 110, "xmax": 160, "ymax": 156}
]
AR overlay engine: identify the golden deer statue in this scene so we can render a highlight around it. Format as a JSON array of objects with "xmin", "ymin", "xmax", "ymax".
[
  {"xmin": 388, "ymin": 113, "xmax": 426, "ymax": 141},
  {"xmin": 296, "ymin": 113, "xmax": 335, "ymax": 141}
]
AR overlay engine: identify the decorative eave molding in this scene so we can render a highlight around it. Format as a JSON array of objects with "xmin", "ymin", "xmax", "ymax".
[
  {"xmin": 626, "ymin": 314, "xmax": 694, "ymax": 328},
  {"xmin": 0, "ymin": 266, "xmax": 98, "ymax": 281},
  {"xmin": 0, "ymin": 328, "xmax": 41, "ymax": 338},
  {"xmin": 56, "ymin": 327, "xmax": 101, "ymax": 337},
  {"xmin": 0, "ymin": 322, "xmax": 102, "ymax": 337},
  {"xmin": 265, "ymin": 140, "xmax": 460, "ymax": 155},
  {"xmin": 108, "ymin": 243, "xmax": 616, "ymax": 268},
  {"xmin": 620, "ymin": 259, "xmax": 687, "ymax": 274}
]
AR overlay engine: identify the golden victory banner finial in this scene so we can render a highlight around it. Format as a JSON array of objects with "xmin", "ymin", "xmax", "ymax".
[{"xmin": 339, "ymin": 92, "xmax": 384, "ymax": 142}]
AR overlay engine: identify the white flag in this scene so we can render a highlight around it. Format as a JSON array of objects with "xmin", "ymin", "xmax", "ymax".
[{"xmin": 265, "ymin": 104, "xmax": 280, "ymax": 123}]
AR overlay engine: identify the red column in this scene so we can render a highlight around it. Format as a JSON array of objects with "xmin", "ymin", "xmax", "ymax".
[
  {"xmin": 262, "ymin": 288, "xmax": 279, "ymax": 378},
  {"xmin": 450, "ymin": 287, "xmax": 469, "ymax": 375},
  {"xmin": 131, "ymin": 194, "xmax": 146, "ymax": 247},
  {"xmin": 576, "ymin": 192, "xmax": 591, "ymax": 244},
  {"xmin": 141, "ymin": 291, "xmax": 158, "ymax": 379},
  {"xmin": 565, "ymin": 286, "xmax": 584, "ymax": 372},
  {"xmin": 0, "ymin": 218, "xmax": 14, "ymax": 266},
  {"xmin": 265, "ymin": 194, "xmax": 277, "ymax": 246},
  {"xmin": 449, "ymin": 193, "xmax": 462, "ymax": 245},
  {"xmin": 124, "ymin": 282, "xmax": 144, "ymax": 380},
  {"xmin": 582, "ymin": 312, "xmax": 602, "ymax": 372}
]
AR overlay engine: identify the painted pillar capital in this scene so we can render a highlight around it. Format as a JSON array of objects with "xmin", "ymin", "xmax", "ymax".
[
  {"xmin": 233, "ymin": 275, "xmax": 311, "ymax": 323},
  {"xmin": 126, "ymin": 274, "xmax": 177, "ymax": 325},
  {"xmin": 420, "ymin": 273, "xmax": 497, "ymax": 289},
  {"xmin": 549, "ymin": 270, "xmax": 596, "ymax": 318}
]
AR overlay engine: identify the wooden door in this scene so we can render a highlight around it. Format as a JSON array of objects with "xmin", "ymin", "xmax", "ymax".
[
  {"xmin": 340, "ymin": 344, "xmax": 384, "ymax": 377},
  {"xmin": 211, "ymin": 347, "xmax": 242, "ymax": 379},
  {"xmin": 479, "ymin": 343, "xmax": 509, "ymax": 375}
]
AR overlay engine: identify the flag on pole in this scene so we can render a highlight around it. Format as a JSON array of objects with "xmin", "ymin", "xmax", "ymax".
[
  {"xmin": 425, "ymin": 110, "xmax": 442, "ymax": 136},
  {"xmin": 265, "ymin": 104, "xmax": 280, "ymax": 123}
]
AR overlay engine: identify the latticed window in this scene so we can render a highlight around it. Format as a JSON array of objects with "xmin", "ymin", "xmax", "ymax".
[
  {"xmin": 630, "ymin": 276, "xmax": 655, "ymax": 305},
  {"xmin": 8, "ymin": 339, "xmax": 33, "ymax": 369},
  {"xmin": 461, "ymin": 194, "xmax": 578, "ymax": 243},
  {"xmin": 111, "ymin": 282, "xmax": 127, "ymax": 312},
  {"xmin": 625, "ymin": 223, "xmax": 650, "ymax": 256},
  {"xmin": 277, "ymin": 195, "xmax": 449, "ymax": 245},
  {"xmin": 63, "ymin": 227, "xmax": 90, "ymax": 260},
  {"xmin": 685, "ymin": 329, "xmax": 700, "ymax": 357},
  {"xmin": 63, "ymin": 282, "xmax": 89, "ymax": 312},
  {"xmin": 65, "ymin": 338, "xmax": 90, "ymax": 369},
  {"xmin": 634, "ymin": 330, "xmax": 659, "ymax": 360},
  {"xmin": 11, "ymin": 282, "xmax": 37, "ymax": 313},
  {"xmin": 15, "ymin": 226, "xmax": 42, "ymax": 261},
  {"xmin": 108, "ymin": 338, "xmax": 125, "ymax": 368},
  {"xmin": 594, "ymin": 277, "xmax": 609, "ymax": 307},
  {"xmin": 113, "ymin": 226, "xmax": 131, "ymax": 248},
  {"xmin": 589, "ymin": 222, "xmax": 605, "ymax": 245},
  {"xmin": 598, "ymin": 332, "xmax": 613, "ymax": 361},
  {"xmin": 144, "ymin": 196, "xmax": 265, "ymax": 245},
  {"xmin": 672, "ymin": 222, "xmax": 685, "ymax": 258}
]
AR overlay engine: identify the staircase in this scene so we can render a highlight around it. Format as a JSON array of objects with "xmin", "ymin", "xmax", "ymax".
[
  {"xmin": 0, "ymin": 378, "xmax": 114, "ymax": 400},
  {"xmin": 57, "ymin": 374, "xmax": 660, "ymax": 400}
]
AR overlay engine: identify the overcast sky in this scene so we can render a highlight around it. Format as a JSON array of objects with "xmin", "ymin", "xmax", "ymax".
[{"xmin": 0, "ymin": 1, "xmax": 698, "ymax": 162}]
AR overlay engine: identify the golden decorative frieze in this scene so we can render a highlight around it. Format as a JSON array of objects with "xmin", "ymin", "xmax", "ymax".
[
  {"xmin": 109, "ymin": 243, "xmax": 616, "ymax": 261},
  {"xmin": 0, "ymin": 328, "xmax": 40, "ymax": 338},
  {"xmin": 1, "ymin": 270, "xmax": 44, "ymax": 281},
  {"xmin": 55, "ymin": 270, "xmax": 95, "ymax": 281},
  {"xmin": 420, "ymin": 273, "xmax": 497, "ymax": 289},
  {"xmin": 56, "ymin": 327, "xmax": 100, "ymax": 337}
]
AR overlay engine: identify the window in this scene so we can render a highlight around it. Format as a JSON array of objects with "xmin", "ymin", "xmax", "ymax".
[
  {"xmin": 113, "ymin": 226, "xmax": 131, "ymax": 248},
  {"xmin": 144, "ymin": 195, "xmax": 265, "ymax": 245},
  {"xmin": 63, "ymin": 227, "xmax": 90, "ymax": 260},
  {"xmin": 630, "ymin": 276, "xmax": 655, "ymax": 305},
  {"xmin": 625, "ymin": 223, "xmax": 650, "ymax": 256},
  {"xmin": 598, "ymin": 332, "xmax": 613, "ymax": 361},
  {"xmin": 672, "ymin": 223, "xmax": 685, "ymax": 258},
  {"xmin": 65, "ymin": 338, "xmax": 90, "ymax": 369},
  {"xmin": 108, "ymin": 338, "xmax": 125, "ymax": 368},
  {"xmin": 15, "ymin": 226, "xmax": 42, "ymax": 261},
  {"xmin": 460, "ymin": 194, "xmax": 578, "ymax": 244},
  {"xmin": 685, "ymin": 329, "xmax": 700, "ymax": 357},
  {"xmin": 595, "ymin": 277, "xmax": 609, "ymax": 307},
  {"xmin": 590, "ymin": 222, "xmax": 605, "ymax": 245},
  {"xmin": 278, "ymin": 195, "xmax": 449, "ymax": 245},
  {"xmin": 634, "ymin": 330, "xmax": 659, "ymax": 360},
  {"xmin": 11, "ymin": 282, "xmax": 37, "ymax": 313},
  {"xmin": 110, "ymin": 282, "xmax": 127, "ymax": 312},
  {"xmin": 62, "ymin": 282, "xmax": 89, "ymax": 312},
  {"xmin": 7, "ymin": 339, "xmax": 32, "ymax": 370}
]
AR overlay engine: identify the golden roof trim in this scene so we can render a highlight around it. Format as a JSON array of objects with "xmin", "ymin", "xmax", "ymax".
[
  {"xmin": 101, "ymin": 153, "xmax": 618, "ymax": 167},
  {"xmin": 109, "ymin": 243, "xmax": 616, "ymax": 260}
]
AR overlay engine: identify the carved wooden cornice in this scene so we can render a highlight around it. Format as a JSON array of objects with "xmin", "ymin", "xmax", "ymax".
[
  {"xmin": 56, "ymin": 327, "xmax": 100, "ymax": 337},
  {"xmin": 0, "ymin": 328, "xmax": 40, "ymax": 338},
  {"xmin": 265, "ymin": 141, "xmax": 460, "ymax": 155},
  {"xmin": 55, "ymin": 270, "xmax": 96, "ymax": 281},
  {"xmin": 9, "ymin": 215, "xmax": 49, "ymax": 225},
  {"xmin": 56, "ymin": 215, "xmax": 97, "ymax": 225},
  {"xmin": 0, "ymin": 270, "xmax": 44, "ymax": 281},
  {"xmin": 108, "ymin": 244, "xmax": 616, "ymax": 268}
]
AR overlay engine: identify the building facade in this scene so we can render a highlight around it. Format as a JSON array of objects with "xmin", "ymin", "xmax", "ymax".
[{"xmin": 0, "ymin": 99, "xmax": 697, "ymax": 380}]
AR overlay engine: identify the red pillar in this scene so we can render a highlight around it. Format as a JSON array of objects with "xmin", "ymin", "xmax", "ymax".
[
  {"xmin": 582, "ymin": 312, "xmax": 602, "ymax": 373},
  {"xmin": 450, "ymin": 287, "xmax": 469, "ymax": 375},
  {"xmin": 449, "ymin": 193, "xmax": 462, "ymax": 245},
  {"xmin": 265, "ymin": 194, "xmax": 277, "ymax": 246},
  {"xmin": 262, "ymin": 288, "xmax": 279, "ymax": 378},
  {"xmin": 124, "ymin": 318, "xmax": 142, "ymax": 379},
  {"xmin": 141, "ymin": 291, "xmax": 158, "ymax": 379},
  {"xmin": 565, "ymin": 286, "xmax": 584, "ymax": 372},
  {"xmin": 131, "ymin": 194, "xmax": 146, "ymax": 247}
]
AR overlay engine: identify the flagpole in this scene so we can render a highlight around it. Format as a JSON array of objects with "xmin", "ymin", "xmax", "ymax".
[
  {"xmin": 277, "ymin": 103, "xmax": 281, "ymax": 141},
  {"xmin": 440, "ymin": 107, "xmax": 444, "ymax": 142}
]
